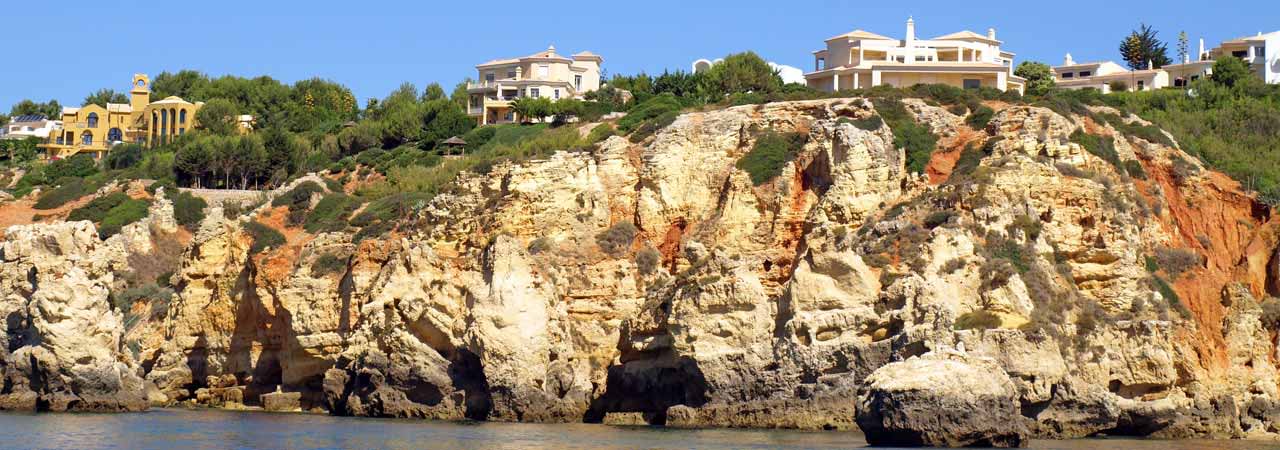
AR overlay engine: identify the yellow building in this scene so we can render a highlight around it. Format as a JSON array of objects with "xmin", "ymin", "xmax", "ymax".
[{"xmin": 40, "ymin": 74, "xmax": 204, "ymax": 159}]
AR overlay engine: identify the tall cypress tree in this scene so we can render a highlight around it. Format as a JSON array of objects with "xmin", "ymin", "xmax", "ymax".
[{"xmin": 1119, "ymin": 24, "xmax": 1172, "ymax": 70}]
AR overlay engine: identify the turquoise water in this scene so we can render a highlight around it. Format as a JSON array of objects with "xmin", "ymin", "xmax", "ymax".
[{"xmin": 0, "ymin": 408, "xmax": 1276, "ymax": 449}]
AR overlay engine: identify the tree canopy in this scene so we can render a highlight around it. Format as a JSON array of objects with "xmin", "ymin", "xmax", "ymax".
[
  {"xmin": 83, "ymin": 89, "xmax": 129, "ymax": 107},
  {"xmin": 1014, "ymin": 62, "xmax": 1056, "ymax": 96},
  {"xmin": 1119, "ymin": 24, "xmax": 1172, "ymax": 70},
  {"xmin": 195, "ymin": 98, "xmax": 241, "ymax": 136},
  {"xmin": 9, "ymin": 99, "xmax": 61, "ymax": 118}
]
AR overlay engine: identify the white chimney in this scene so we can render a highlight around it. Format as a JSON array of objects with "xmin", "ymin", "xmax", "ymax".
[
  {"xmin": 1064, "ymin": 53, "xmax": 1074, "ymax": 65},
  {"xmin": 1148, "ymin": 59, "xmax": 1154, "ymax": 70},
  {"xmin": 905, "ymin": 16, "xmax": 916, "ymax": 44},
  {"xmin": 988, "ymin": 27, "xmax": 996, "ymax": 40},
  {"xmin": 1199, "ymin": 38, "xmax": 1205, "ymax": 60}
]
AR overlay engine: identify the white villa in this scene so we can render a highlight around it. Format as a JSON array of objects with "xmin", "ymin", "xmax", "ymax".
[
  {"xmin": 804, "ymin": 17, "xmax": 1026, "ymax": 94},
  {"xmin": 0, "ymin": 115, "xmax": 60, "ymax": 140},
  {"xmin": 465, "ymin": 45, "xmax": 603, "ymax": 125},
  {"xmin": 1054, "ymin": 31, "xmax": 1279, "ymax": 92}
]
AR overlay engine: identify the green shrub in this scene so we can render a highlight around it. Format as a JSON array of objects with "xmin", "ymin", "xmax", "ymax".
[
  {"xmin": 965, "ymin": 105, "xmax": 995, "ymax": 130},
  {"xmin": 34, "ymin": 178, "xmax": 96, "ymax": 210},
  {"xmin": 736, "ymin": 131, "xmax": 807, "ymax": 185},
  {"xmin": 596, "ymin": 221, "xmax": 638, "ymax": 256},
  {"xmin": 872, "ymin": 97, "xmax": 938, "ymax": 174},
  {"xmin": 1124, "ymin": 160, "xmax": 1147, "ymax": 180},
  {"xmin": 587, "ymin": 123, "xmax": 616, "ymax": 144},
  {"xmin": 947, "ymin": 104, "xmax": 969, "ymax": 116},
  {"xmin": 923, "ymin": 211, "xmax": 954, "ymax": 229},
  {"xmin": 636, "ymin": 247, "xmax": 662, "ymax": 274},
  {"xmin": 527, "ymin": 237, "xmax": 553, "ymax": 254},
  {"xmin": 69, "ymin": 192, "xmax": 130, "ymax": 223},
  {"xmin": 272, "ymin": 181, "xmax": 324, "ymax": 209},
  {"xmin": 1154, "ymin": 246, "xmax": 1201, "ymax": 279},
  {"xmin": 44, "ymin": 154, "xmax": 98, "ymax": 180},
  {"xmin": 311, "ymin": 252, "xmax": 348, "ymax": 277},
  {"xmin": 105, "ymin": 144, "xmax": 144, "ymax": 170},
  {"xmin": 245, "ymin": 220, "xmax": 286, "ymax": 253},
  {"xmin": 172, "ymin": 190, "xmax": 208, "ymax": 229},
  {"xmin": 1152, "ymin": 276, "xmax": 1191, "ymax": 319},
  {"xmin": 845, "ymin": 115, "xmax": 883, "ymax": 131},
  {"xmin": 955, "ymin": 310, "xmax": 1001, "ymax": 330},
  {"xmin": 112, "ymin": 284, "xmax": 174, "ymax": 312},
  {"xmin": 627, "ymin": 110, "xmax": 679, "ymax": 143},
  {"xmin": 1009, "ymin": 214, "xmax": 1043, "ymax": 240},
  {"xmin": 98, "ymin": 198, "xmax": 150, "ymax": 239},
  {"xmin": 1070, "ymin": 129, "xmax": 1122, "ymax": 171},
  {"xmin": 951, "ymin": 143, "xmax": 987, "ymax": 179},
  {"xmin": 617, "ymin": 94, "xmax": 682, "ymax": 134},
  {"xmin": 726, "ymin": 92, "xmax": 766, "ymax": 106},
  {"xmin": 304, "ymin": 193, "xmax": 359, "ymax": 233}
]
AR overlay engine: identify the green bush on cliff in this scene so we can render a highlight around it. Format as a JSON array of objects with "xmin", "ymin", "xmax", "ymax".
[
  {"xmin": 304, "ymin": 193, "xmax": 359, "ymax": 233},
  {"xmin": 954, "ymin": 310, "xmax": 1001, "ymax": 330},
  {"xmin": 871, "ymin": 97, "xmax": 938, "ymax": 174},
  {"xmin": 736, "ymin": 131, "xmax": 807, "ymax": 185},
  {"xmin": 172, "ymin": 190, "xmax": 207, "ymax": 229},
  {"xmin": 68, "ymin": 192, "xmax": 130, "ymax": 223},
  {"xmin": 596, "ymin": 221, "xmax": 637, "ymax": 256},
  {"xmin": 245, "ymin": 220, "xmax": 286, "ymax": 253},
  {"xmin": 98, "ymin": 198, "xmax": 150, "ymax": 239},
  {"xmin": 34, "ymin": 178, "xmax": 97, "ymax": 210}
]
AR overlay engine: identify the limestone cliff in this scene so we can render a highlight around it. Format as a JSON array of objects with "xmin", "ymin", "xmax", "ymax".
[{"xmin": 5, "ymin": 97, "xmax": 1280, "ymax": 440}]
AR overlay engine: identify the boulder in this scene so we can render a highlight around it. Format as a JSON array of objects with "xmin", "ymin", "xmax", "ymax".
[{"xmin": 856, "ymin": 351, "xmax": 1029, "ymax": 447}]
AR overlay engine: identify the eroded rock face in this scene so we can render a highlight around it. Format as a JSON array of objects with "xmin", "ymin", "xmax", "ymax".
[
  {"xmin": 8, "ymin": 97, "xmax": 1280, "ymax": 442},
  {"xmin": 857, "ymin": 350, "xmax": 1030, "ymax": 447},
  {"xmin": 0, "ymin": 221, "xmax": 147, "ymax": 411}
]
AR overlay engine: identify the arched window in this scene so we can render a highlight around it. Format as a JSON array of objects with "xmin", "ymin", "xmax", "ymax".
[
  {"xmin": 87, "ymin": 112, "xmax": 99, "ymax": 128},
  {"xmin": 81, "ymin": 131, "xmax": 93, "ymax": 146},
  {"xmin": 108, "ymin": 128, "xmax": 122, "ymax": 143},
  {"xmin": 160, "ymin": 110, "xmax": 168, "ymax": 135},
  {"xmin": 179, "ymin": 109, "xmax": 187, "ymax": 124}
]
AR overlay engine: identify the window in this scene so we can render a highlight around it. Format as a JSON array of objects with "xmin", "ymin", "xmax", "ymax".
[
  {"xmin": 554, "ymin": 89, "xmax": 560, "ymax": 99},
  {"xmin": 1191, "ymin": 75, "xmax": 1200, "ymax": 81},
  {"xmin": 1078, "ymin": 71, "xmax": 1091, "ymax": 77},
  {"xmin": 1137, "ymin": 80, "xmax": 1145, "ymax": 90},
  {"xmin": 1062, "ymin": 72, "xmax": 1074, "ymax": 79},
  {"xmin": 915, "ymin": 56, "xmax": 928, "ymax": 62},
  {"xmin": 504, "ymin": 111, "xmax": 513, "ymax": 121},
  {"xmin": 963, "ymin": 79, "xmax": 981, "ymax": 89},
  {"xmin": 485, "ymin": 73, "xmax": 495, "ymax": 83},
  {"xmin": 180, "ymin": 110, "xmax": 187, "ymax": 124},
  {"xmin": 530, "ymin": 88, "xmax": 540, "ymax": 98},
  {"xmin": 537, "ymin": 65, "xmax": 549, "ymax": 78},
  {"xmin": 506, "ymin": 71, "xmax": 516, "ymax": 79},
  {"xmin": 81, "ymin": 131, "xmax": 93, "ymax": 145},
  {"xmin": 574, "ymin": 75, "xmax": 582, "ymax": 91},
  {"xmin": 817, "ymin": 57, "xmax": 825, "ymax": 70},
  {"xmin": 179, "ymin": 128, "xmax": 185, "ymax": 135},
  {"xmin": 1174, "ymin": 78, "xmax": 1186, "ymax": 87},
  {"xmin": 87, "ymin": 112, "xmax": 98, "ymax": 128},
  {"xmin": 1233, "ymin": 50, "xmax": 1248, "ymax": 58}
]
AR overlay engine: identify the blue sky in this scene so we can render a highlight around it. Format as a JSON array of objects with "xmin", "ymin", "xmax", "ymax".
[{"xmin": 4, "ymin": 0, "xmax": 1277, "ymax": 111}]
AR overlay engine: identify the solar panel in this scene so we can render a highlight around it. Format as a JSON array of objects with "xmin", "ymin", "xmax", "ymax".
[{"xmin": 11, "ymin": 114, "xmax": 47, "ymax": 123}]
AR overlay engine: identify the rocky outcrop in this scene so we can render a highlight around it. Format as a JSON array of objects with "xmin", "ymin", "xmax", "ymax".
[
  {"xmin": 0, "ymin": 221, "xmax": 147, "ymax": 411},
  {"xmin": 6, "ymin": 97, "xmax": 1280, "ymax": 444},
  {"xmin": 857, "ymin": 350, "xmax": 1030, "ymax": 447}
]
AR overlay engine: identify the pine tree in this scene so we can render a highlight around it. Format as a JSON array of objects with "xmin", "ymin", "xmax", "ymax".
[
  {"xmin": 1178, "ymin": 31, "xmax": 1189, "ymax": 63},
  {"xmin": 1119, "ymin": 24, "xmax": 1172, "ymax": 70}
]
